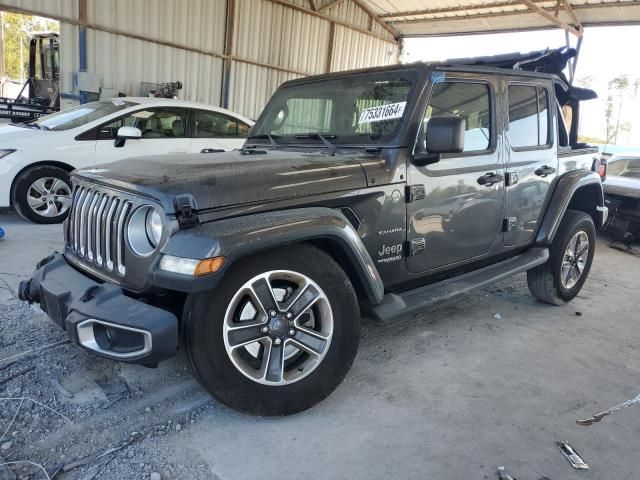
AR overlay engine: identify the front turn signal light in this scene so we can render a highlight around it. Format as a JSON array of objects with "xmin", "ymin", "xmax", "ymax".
[
  {"xmin": 195, "ymin": 257, "xmax": 226, "ymax": 276},
  {"xmin": 159, "ymin": 255, "xmax": 225, "ymax": 276}
]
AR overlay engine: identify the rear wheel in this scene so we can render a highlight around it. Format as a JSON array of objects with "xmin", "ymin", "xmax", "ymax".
[
  {"xmin": 184, "ymin": 244, "xmax": 360, "ymax": 415},
  {"xmin": 527, "ymin": 210, "xmax": 596, "ymax": 305},
  {"xmin": 11, "ymin": 165, "xmax": 72, "ymax": 224}
]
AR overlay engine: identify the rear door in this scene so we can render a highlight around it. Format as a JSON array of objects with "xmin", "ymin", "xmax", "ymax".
[
  {"xmin": 406, "ymin": 73, "xmax": 506, "ymax": 273},
  {"xmin": 502, "ymin": 78, "xmax": 557, "ymax": 245},
  {"xmin": 190, "ymin": 109, "xmax": 251, "ymax": 152}
]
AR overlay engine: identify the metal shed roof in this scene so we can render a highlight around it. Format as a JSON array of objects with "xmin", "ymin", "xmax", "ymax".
[{"xmin": 344, "ymin": 0, "xmax": 640, "ymax": 36}]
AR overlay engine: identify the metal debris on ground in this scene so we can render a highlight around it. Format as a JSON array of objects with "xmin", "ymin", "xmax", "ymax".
[
  {"xmin": 554, "ymin": 441, "xmax": 589, "ymax": 469},
  {"xmin": 0, "ymin": 460, "xmax": 50, "ymax": 480},
  {"xmin": 497, "ymin": 465, "xmax": 516, "ymax": 479},
  {"xmin": 493, "ymin": 313, "xmax": 502, "ymax": 319},
  {"xmin": 577, "ymin": 391, "xmax": 640, "ymax": 426},
  {"xmin": 0, "ymin": 339, "xmax": 70, "ymax": 364},
  {"xmin": 52, "ymin": 432, "xmax": 145, "ymax": 478}
]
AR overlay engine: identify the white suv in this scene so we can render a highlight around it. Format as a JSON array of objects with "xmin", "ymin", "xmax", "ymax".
[{"xmin": 0, "ymin": 97, "xmax": 253, "ymax": 223}]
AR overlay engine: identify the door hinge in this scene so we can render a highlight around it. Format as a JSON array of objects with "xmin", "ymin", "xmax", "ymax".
[
  {"xmin": 406, "ymin": 238, "xmax": 426, "ymax": 256},
  {"xmin": 174, "ymin": 195, "xmax": 200, "ymax": 229},
  {"xmin": 405, "ymin": 184, "xmax": 426, "ymax": 203},
  {"xmin": 503, "ymin": 217, "xmax": 517, "ymax": 232}
]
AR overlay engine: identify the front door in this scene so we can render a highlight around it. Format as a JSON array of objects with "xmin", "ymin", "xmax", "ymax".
[
  {"xmin": 406, "ymin": 74, "xmax": 505, "ymax": 273},
  {"xmin": 93, "ymin": 107, "xmax": 190, "ymax": 165},
  {"xmin": 502, "ymin": 80, "xmax": 557, "ymax": 246}
]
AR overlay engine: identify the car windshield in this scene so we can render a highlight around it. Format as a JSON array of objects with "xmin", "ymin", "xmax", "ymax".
[
  {"xmin": 251, "ymin": 71, "xmax": 417, "ymax": 145},
  {"xmin": 30, "ymin": 99, "xmax": 138, "ymax": 131}
]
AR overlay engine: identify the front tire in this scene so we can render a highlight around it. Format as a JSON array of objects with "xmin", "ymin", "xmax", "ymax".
[
  {"xmin": 527, "ymin": 209, "xmax": 596, "ymax": 305},
  {"xmin": 184, "ymin": 244, "xmax": 360, "ymax": 416},
  {"xmin": 11, "ymin": 165, "xmax": 72, "ymax": 224}
]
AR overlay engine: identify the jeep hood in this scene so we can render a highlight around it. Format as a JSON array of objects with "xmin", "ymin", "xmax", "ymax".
[{"xmin": 75, "ymin": 150, "xmax": 368, "ymax": 212}]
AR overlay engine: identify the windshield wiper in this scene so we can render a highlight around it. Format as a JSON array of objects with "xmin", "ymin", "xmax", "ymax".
[{"xmin": 294, "ymin": 133, "xmax": 337, "ymax": 156}]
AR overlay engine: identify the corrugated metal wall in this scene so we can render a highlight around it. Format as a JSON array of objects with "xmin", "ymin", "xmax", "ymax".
[{"xmin": 0, "ymin": 0, "xmax": 400, "ymax": 118}]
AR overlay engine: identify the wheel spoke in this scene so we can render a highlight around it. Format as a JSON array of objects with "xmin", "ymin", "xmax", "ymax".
[
  {"xmin": 564, "ymin": 264, "xmax": 573, "ymax": 286},
  {"xmin": 286, "ymin": 284, "xmax": 320, "ymax": 321},
  {"xmin": 30, "ymin": 178, "xmax": 49, "ymax": 196},
  {"xmin": 290, "ymin": 327, "xmax": 328, "ymax": 356},
  {"xmin": 49, "ymin": 178, "xmax": 67, "ymax": 194},
  {"xmin": 575, "ymin": 243, "xmax": 588, "ymax": 259},
  {"xmin": 27, "ymin": 195, "xmax": 46, "ymax": 209},
  {"xmin": 249, "ymin": 277, "xmax": 279, "ymax": 315},
  {"xmin": 56, "ymin": 195, "xmax": 72, "ymax": 210},
  {"xmin": 262, "ymin": 340, "xmax": 285, "ymax": 383},
  {"xmin": 227, "ymin": 322, "xmax": 268, "ymax": 348}
]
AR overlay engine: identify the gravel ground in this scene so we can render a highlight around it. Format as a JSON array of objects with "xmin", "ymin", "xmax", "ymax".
[{"xmin": 1, "ymin": 210, "xmax": 640, "ymax": 480}]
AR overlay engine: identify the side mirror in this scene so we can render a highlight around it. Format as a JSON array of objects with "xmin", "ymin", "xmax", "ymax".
[
  {"xmin": 426, "ymin": 117, "xmax": 465, "ymax": 154},
  {"xmin": 412, "ymin": 117, "xmax": 465, "ymax": 167},
  {"xmin": 114, "ymin": 126, "xmax": 142, "ymax": 147}
]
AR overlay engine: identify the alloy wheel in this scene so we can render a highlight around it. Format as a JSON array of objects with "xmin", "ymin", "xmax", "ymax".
[
  {"xmin": 223, "ymin": 270, "xmax": 333, "ymax": 386},
  {"xmin": 26, "ymin": 177, "xmax": 72, "ymax": 218}
]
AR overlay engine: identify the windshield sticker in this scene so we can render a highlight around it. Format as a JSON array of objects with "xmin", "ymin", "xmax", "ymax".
[
  {"xmin": 431, "ymin": 71, "xmax": 446, "ymax": 84},
  {"xmin": 359, "ymin": 101, "xmax": 406, "ymax": 124},
  {"xmin": 111, "ymin": 99, "xmax": 125, "ymax": 106},
  {"xmin": 132, "ymin": 110, "xmax": 155, "ymax": 119}
]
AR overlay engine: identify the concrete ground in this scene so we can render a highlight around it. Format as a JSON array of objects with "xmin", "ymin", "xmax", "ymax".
[{"xmin": 1, "ymin": 208, "xmax": 639, "ymax": 480}]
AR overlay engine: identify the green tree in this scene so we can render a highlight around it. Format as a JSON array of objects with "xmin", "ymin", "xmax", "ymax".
[{"xmin": 1, "ymin": 11, "xmax": 59, "ymax": 80}]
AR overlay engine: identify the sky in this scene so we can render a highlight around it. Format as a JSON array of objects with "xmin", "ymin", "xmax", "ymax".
[{"xmin": 402, "ymin": 26, "xmax": 640, "ymax": 147}]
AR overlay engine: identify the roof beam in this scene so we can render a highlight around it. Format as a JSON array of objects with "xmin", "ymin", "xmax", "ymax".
[
  {"xmin": 379, "ymin": 0, "xmax": 548, "ymax": 20},
  {"xmin": 318, "ymin": 0, "xmax": 345, "ymax": 12},
  {"xmin": 265, "ymin": 0, "xmax": 398, "ymax": 43},
  {"xmin": 349, "ymin": 0, "xmax": 399, "ymax": 38},
  {"xmin": 520, "ymin": 0, "xmax": 582, "ymax": 36}
]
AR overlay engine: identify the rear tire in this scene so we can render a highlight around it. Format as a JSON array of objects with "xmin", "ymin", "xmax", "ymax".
[
  {"xmin": 11, "ymin": 165, "xmax": 72, "ymax": 224},
  {"xmin": 527, "ymin": 209, "xmax": 596, "ymax": 305},
  {"xmin": 184, "ymin": 244, "xmax": 360, "ymax": 416}
]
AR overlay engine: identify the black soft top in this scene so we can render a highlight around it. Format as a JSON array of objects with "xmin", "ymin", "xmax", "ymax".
[{"xmin": 444, "ymin": 47, "xmax": 596, "ymax": 103}]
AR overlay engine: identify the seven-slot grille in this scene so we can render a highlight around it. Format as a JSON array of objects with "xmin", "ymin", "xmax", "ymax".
[{"xmin": 67, "ymin": 186, "xmax": 133, "ymax": 276}]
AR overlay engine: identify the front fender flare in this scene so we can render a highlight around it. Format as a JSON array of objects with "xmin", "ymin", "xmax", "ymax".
[
  {"xmin": 536, "ymin": 170, "xmax": 606, "ymax": 245},
  {"xmin": 150, "ymin": 207, "xmax": 385, "ymax": 304}
]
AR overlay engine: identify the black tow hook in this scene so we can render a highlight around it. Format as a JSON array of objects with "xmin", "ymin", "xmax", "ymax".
[{"xmin": 18, "ymin": 280, "xmax": 34, "ymax": 303}]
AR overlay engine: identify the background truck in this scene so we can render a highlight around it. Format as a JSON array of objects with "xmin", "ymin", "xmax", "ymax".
[{"xmin": 0, "ymin": 32, "xmax": 60, "ymax": 122}]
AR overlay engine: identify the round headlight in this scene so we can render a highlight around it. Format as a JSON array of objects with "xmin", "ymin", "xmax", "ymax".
[
  {"xmin": 128, "ymin": 205, "xmax": 164, "ymax": 256},
  {"xmin": 146, "ymin": 208, "xmax": 163, "ymax": 247}
]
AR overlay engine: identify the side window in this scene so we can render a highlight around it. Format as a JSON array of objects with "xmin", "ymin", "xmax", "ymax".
[
  {"xmin": 421, "ymin": 82, "xmax": 492, "ymax": 153},
  {"xmin": 98, "ymin": 108, "xmax": 188, "ymax": 140},
  {"xmin": 194, "ymin": 110, "xmax": 249, "ymax": 138},
  {"xmin": 508, "ymin": 85, "xmax": 550, "ymax": 149}
]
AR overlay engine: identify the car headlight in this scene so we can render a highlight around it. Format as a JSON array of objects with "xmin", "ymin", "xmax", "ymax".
[
  {"xmin": 146, "ymin": 208, "xmax": 163, "ymax": 247},
  {"xmin": 0, "ymin": 149, "xmax": 16, "ymax": 159},
  {"xmin": 128, "ymin": 205, "xmax": 164, "ymax": 256}
]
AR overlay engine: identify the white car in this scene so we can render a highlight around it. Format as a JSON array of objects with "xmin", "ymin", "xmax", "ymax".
[{"xmin": 0, "ymin": 97, "xmax": 253, "ymax": 223}]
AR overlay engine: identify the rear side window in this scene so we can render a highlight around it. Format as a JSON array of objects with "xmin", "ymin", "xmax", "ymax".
[
  {"xmin": 194, "ymin": 110, "xmax": 250, "ymax": 138},
  {"xmin": 508, "ymin": 85, "xmax": 550, "ymax": 149},
  {"xmin": 422, "ymin": 82, "xmax": 492, "ymax": 153}
]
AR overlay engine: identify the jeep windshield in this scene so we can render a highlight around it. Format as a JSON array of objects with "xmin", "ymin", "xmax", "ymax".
[{"xmin": 250, "ymin": 71, "xmax": 418, "ymax": 146}]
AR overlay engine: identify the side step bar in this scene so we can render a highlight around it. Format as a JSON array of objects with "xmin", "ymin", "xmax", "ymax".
[{"xmin": 366, "ymin": 247, "xmax": 549, "ymax": 323}]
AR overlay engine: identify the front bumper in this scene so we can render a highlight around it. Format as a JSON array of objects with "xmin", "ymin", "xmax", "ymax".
[{"xmin": 19, "ymin": 253, "xmax": 178, "ymax": 364}]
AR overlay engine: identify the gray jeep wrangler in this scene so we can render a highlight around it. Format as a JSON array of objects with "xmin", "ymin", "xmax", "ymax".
[{"xmin": 20, "ymin": 48, "xmax": 608, "ymax": 415}]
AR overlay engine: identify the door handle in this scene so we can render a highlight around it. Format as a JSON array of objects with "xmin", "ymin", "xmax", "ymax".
[
  {"xmin": 201, "ymin": 148, "xmax": 225, "ymax": 153},
  {"xmin": 535, "ymin": 165, "xmax": 556, "ymax": 177},
  {"xmin": 477, "ymin": 172, "xmax": 504, "ymax": 186}
]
